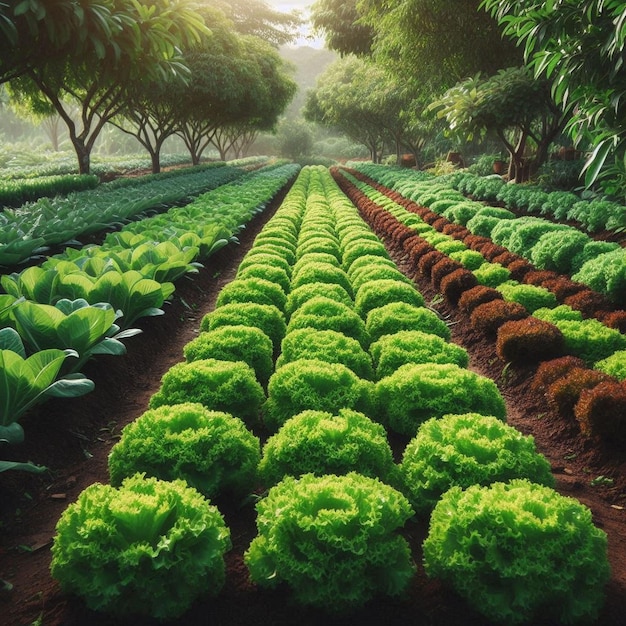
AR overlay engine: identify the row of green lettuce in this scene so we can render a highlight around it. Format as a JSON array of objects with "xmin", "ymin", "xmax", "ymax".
[
  {"xmin": 0, "ymin": 162, "xmax": 299, "ymax": 466},
  {"xmin": 350, "ymin": 163, "xmax": 626, "ymax": 307},
  {"xmin": 49, "ymin": 166, "xmax": 610, "ymax": 625},
  {"xmin": 341, "ymin": 167, "xmax": 626, "ymax": 371},
  {"xmin": 332, "ymin": 166, "xmax": 626, "ymax": 446}
]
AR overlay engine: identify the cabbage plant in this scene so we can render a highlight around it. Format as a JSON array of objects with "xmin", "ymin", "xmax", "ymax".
[
  {"xmin": 245, "ymin": 472, "xmax": 414, "ymax": 611},
  {"xmin": 51, "ymin": 474, "xmax": 231, "ymax": 620},
  {"xmin": 423, "ymin": 479, "xmax": 611, "ymax": 624}
]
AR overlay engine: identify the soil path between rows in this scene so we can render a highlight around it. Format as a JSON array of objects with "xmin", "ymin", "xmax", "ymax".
[{"xmin": 0, "ymin": 178, "xmax": 624, "ymax": 626}]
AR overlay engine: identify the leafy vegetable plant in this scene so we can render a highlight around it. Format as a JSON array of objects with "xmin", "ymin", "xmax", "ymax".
[
  {"xmin": 423, "ymin": 479, "xmax": 611, "ymax": 625},
  {"xmin": 108, "ymin": 403, "xmax": 260, "ymax": 499},
  {"xmin": 51, "ymin": 474, "xmax": 231, "ymax": 620},
  {"xmin": 245, "ymin": 472, "xmax": 415, "ymax": 611}
]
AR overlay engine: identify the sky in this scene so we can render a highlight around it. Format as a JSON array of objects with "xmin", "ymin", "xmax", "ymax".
[{"xmin": 267, "ymin": 0, "xmax": 325, "ymax": 48}]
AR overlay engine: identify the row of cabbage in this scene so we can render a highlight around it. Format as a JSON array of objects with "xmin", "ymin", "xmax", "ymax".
[
  {"xmin": 49, "ymin": 166, "xmax": 609, "ymax": 625},
  {"xmin": 332, "ymin": 166, "xmax": 626, "ymax": 446},
  {"xmin": 0, "ymin": 163, "xmax": 299, "ymax": 464},
  {"xmin": 351, "ymin": 163, "xmax": 626, "ymax": 308},
  {"xmin": 0, "ymin": 161, "xmax": 248, "ymax": 267}
]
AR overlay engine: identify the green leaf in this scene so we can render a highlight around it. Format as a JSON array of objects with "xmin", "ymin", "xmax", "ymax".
[
  {"xmin": 0, "ymin": 459, "xmax": 46, "ymax": 473},
  {"xmin": 583, "ymin": 139, "xmax": 614, "ymax": 187}
]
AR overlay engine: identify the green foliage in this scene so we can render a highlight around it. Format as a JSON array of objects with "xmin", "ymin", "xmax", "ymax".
[
  {"xmin": 594, "ymin": 350, "xmax": 626, "ymax": 382},
  {"xmin": 366, "ymin": 303, "xmax": 450, "ymax": 344},
  {"xmin": 530, "ymin": 229, "xmax": 591, "ymax": 274},
  {"xmin": 290, "ymin": 262, "xmax": 353, "ymax": 297},
  {"xmin": 534, "ymin": 308, "xmax": 626, "ymax": 363},
  {"xmin": 276, "ymin": 328, "xmax": 373, "ymax": 380},
  {"xmin": 374, "ymin": 363, "xmax": 506, "ymax": 437},
  {"xmin": 149, "ymin": 359, "xmax": 265, "ymax": 427},
  {"xmin": 399, "ymin": 413, "xmax": 554, "ymax": 514},
  {"xmin": 496, "ymin": 282, "xmax": 557, "ymax": 313},
  {"xmin": 354, "ymin": 279, "xmax": 424, "ymax": 318},
  {"xmin": 370, "ymin": 330, "xmax": 469, "ymax": 380},
  {"xmin": 108, "ymin": 403, "xmax": 260, "ymax": 500},
  {"xmin": 237, "ymin": 251, "xmax": 293, "ymax": 277},
  {"xmin": 236, "ymin": 263, "xmax": 291, "ymax": 295},
  {"xmin": 449, "ymin": 248, "xmax": 486, "ymax": 270},
  {"xmin": 201, "ymin": 302, "xmax": 286, "ymax": 351},
  {"xmin": 245, "ymin": 472, "xmax": 414, "ymax": 611},
  {"xmin": 423, "ymin": 479, "xmax": 610, "ymax": 624},
  {"xmin": 345, "ymin": 254, "xmax": 397, "ymax": 280},
  {"xmin": 183, "ymin": 325, "xmax": 274, "ymax": 386},
  {"xmin": 215, "ymin": 277, "xmax": 287, "ymax": 311},
  {"xmin": 473, "ymin": 263, "xmax": 511, "ymax": 288},
  {"xmin": 262, "ymin": 359, "xmax": 370, "ymax": 433},
  {"xmin": 573, "ymin": 248, "xmax": 626, "ymax": 306},
  {"xmin": 441, "ymin": 200, "xmax": 483, "ymax": 225},
  {"xmin": 286, "ymin": 296, "xmax": 368, "ymax": 348},
  {"xmin": 258, "ymin": 408, "xmax": 397, "ymax": 486},
  {"xmin": 284, "ymin": 282, "xmax": 353, "ymax": 318},
  {"xmin": 51, "ymin": 474, "xmax": 231, "ymax": 620}
]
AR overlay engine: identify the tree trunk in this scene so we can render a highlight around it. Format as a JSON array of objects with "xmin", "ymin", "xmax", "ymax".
[
  {"xmin": 150, "ymin": 150, "xmax": 161, "ymax": 174},
  {"xmin": 74, "ymin": 140, "xmax": 91, "ymax": 175}
]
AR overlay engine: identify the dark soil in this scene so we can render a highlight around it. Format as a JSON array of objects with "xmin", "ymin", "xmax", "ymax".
[{"xmin": 1, "ymin": 182, "xmax": 625, "ymax": 626}]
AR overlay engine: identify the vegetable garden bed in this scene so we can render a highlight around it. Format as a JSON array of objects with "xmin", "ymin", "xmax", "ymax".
[{"xmin": 0, "ymin": 166, "xmax": 624, "ymax": 626}]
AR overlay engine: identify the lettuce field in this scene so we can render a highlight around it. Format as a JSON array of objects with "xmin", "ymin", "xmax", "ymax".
[{"xmin": 1, "ymin": 163, "xmax": 625, "ymax": 626}]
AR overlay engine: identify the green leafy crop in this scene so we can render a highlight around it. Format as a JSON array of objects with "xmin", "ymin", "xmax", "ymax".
[
  {"xmin": 594, "ymin": 350, "xmax": 626, "ymax": 381},
  {"xmin": 245, "ymin": 472, "xmax": 415, "ymax": 611},
  {"xmin": 374, "ymin": 363, "xmax": 506, "ymax": 437},
  {"xmin": 290, "ymin": 262, "xmax": 354, "ymax": 298},
  {"xmin": 183, "ymin": 325, "xmax": 274, "ymax": 386},
  {"xmin": 276, "ymin": 328, "xmax": 374, "ymax": 379},
  {"xmin": 423, "ymin": 479, "xmax": 610, "ymax": 625},
  {"xmin": 399, "ymin": 413, "xmax": 554, "ymax": 513},
  {"xmin": 370, "ymin": 330, "xmax": 468, "ymax": 380},
  {"xmin": 108, "ymin": 403, "xmax": 260, "ymax": 499},
  {"xmin": 262, "ymin": 359, "xmax": 371, "ymax": 432},
  {"xmin": 366, "ymin": 303, "xmax": 450, "ymax": 345},
  {"xmin": 258, "ymin": 408, "xmax": 397, "ymax": 486},
  {"xmin": 214, "ymin": 277, "xmax": 287, "ymax": 311},
  {"xmin": 284, "ymin": 282, "xmax": 354, "ymax": 318},
  {"xmin": 149, "ymin": 359, "xmax": 265, "ymax": 427},
  {"xmin": 51, "ymin": 474, "xmax": 231, "ymax": 620},
  {"xmin": 354, "ymin": 279, "xmax": 425, "ymax": 318}
]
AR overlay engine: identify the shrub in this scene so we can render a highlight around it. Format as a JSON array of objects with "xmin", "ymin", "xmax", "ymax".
[
  {"xmin": 284, "ymin": 282, "xmax": 353, "ymax": 318},
  {"xmin": 449, "ymin": 248, "xmax": 485, "ymax": 270},
  {"xmin": 345, "ymin": 253, "xmax": 396, "ymax": 280},
  {"xmin": 201, "ymin": 302, "xmax": 286, "ymax": 351},
  {"xmin": 564, "ymin": 289, "xmax": 613, "ymax": 318},
  {"xmin": 374, "ymin": 363, "xmax": 506, "ymax": 437},
  {"xmin": 51, "ymin": 474, "xmax": 231, "ymax": 620},
  {"xmin": 108, "ymin": 403, "xmax": 260, "ymax": 499},
  {"xmin": 531, "ymin": 355, "xmax": 586, "ymax": 393},
  {"xmin": 295, "ymin": 236, "xmax": 342, "ymax": 261},
  {"xmin": 458, "ymin": 285, "xmax": 503, "ymax": 315},
  {"xmin": 473, "ymin": 263, "xmax": 511, "ymax": 287},
  {"xmin": 214, "ymin": 277, "xmax": 286, "ymax": 311},
  {"xmin": 290, "ymin": 262, "xmax": 353, "ymax": 297},
  {"xmin": 149, "ymin": 359, "xmax": 265, "ymax": 427},
  {"xmin": 354, "ymin": 279, "xmax": 424, "ymax": 318},
  {"xmin": 342, "ymin": 240, "xmax": 390, "ymax": 269},
  {"xmin": 530, "ymin": 229, "xmax": 590, "ymax": 274},
  {"xmin": 258, "ymin": 409, "xmax": 397, "ymax": 486},
  {"xmin": 183, "ymin": 325, "xmax": 273, "ymax": 385},
  {"xmin": 276, "ymin": 328, "xmax": 373, "ymax": 379},
  {"xmin": 237, "ymin": 251, "xmax": 292, "ymax": 276},
  {"xmin": 597, "ymin": 309, "xmax": 626, "ymax": 333},
  {"xmin": 417, "ymin": 250, "xmax": 447, "ymax": 278},
  {"xmin": 350, "ymin": 264, "xmax": 411, "ymax": 292},
  {"xmin": 575, "ymin": 380, "xmax": 626, "ymax": 443},
  {"xmin": 236, "ymin": 263, "xmax": 291, "ymax": 294},
  {"xmin": 291, "ymin": 252, "xmax": 340, "ymax": 277},
  {"xmin": 399, "ymin": 413, "xmax": 554, "ymax": 513},
  {"xmin": 366, "ymin": 302, "xmax": 450, "ymax": 344},
  {"xmin": 470, "ymin": 300, "xmax": 529, "ymax": 336},
  {"xmin": 497, "ymin": 282, "xmax": 558, "ymax": 312},
  {"xmin": 370, "ymin": 330, "xmax": 468, "ymax": 380},
  {"xmin": 244, "ymin": 472, "xmax": 415, "ymax": 611},
  {"xmin": 423, "ymin": 479, "xmax": 610, "ymax": 625},
  {"xmin": 263, "ymin": 359, "xmax": 371, "ymax": 432},
  {"xmin": 573, "ymin": 248, "xmax": 626, "ymax": 306},
  {"xmin": 286, "ymin": 296, "xmax": 368, "ymax": 348},
  {"xmin": 496, "ymin": 317, "xmax": 564, "ymax": 364},
  {"xmin": 430, "ymin": 258, "xmax": 464, "ymax": 290}
]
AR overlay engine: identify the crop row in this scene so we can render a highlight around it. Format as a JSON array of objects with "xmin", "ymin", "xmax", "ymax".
[
  {"xmin": 0, "ymin": 173, "xmax": 100, "ymax": 208},
  {"xmin": 0, "ymin": 162, "xmax": 245, "ymax": 267},
  {"xmin": 48, "ymin": 165, "xmax": 610, "ymax": 625},
  {"xmin": 351, "ymin": 162, "xmax": 626, "ymax": 308},
  {"xmin": 331, "ymin": 166, "xmax": 626, "ymax": 446},
  {"xmin": 0, "ymin": 163, "xmax": 299, "ymax": 467}
]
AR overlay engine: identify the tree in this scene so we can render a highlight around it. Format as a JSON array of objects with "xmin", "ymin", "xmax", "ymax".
[
  {"xmin": 7, "ymin": 0, "xmax": 207, "ymax": 173},
  {"xmin": 482, "ymin": 0, "xmax": 626, "ymax": 195},
  {"xmin": 276, "ymin": 119, "xmax": 315, "ymax": 160},
  {"xmin": 310, "ymin": 0, "xmax": 374, "ymax": 56},
  {"xmin": 430, "ymin": 67, "xmax": 568, "ymax": 182}
]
